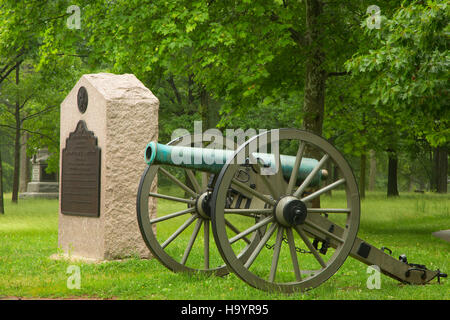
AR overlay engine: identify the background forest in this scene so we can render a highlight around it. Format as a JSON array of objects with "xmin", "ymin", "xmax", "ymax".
[{"xmin": 0, "ymin": 0, "xmax": 448, "ymax": 212}]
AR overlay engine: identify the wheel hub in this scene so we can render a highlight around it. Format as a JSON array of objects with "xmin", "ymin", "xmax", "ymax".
[
  {"xmin": 275, "ymin": 196, "xmax": 307, "ymax": 227},
  {"xmin": 196, "ymin": 192, "xmax": 211, "ymax": 219}
]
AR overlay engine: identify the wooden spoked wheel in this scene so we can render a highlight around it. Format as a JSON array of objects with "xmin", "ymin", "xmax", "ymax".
[
  {"xmin": 137, "ymin": 134, "xmax": 263, "ymax": 275},
  {"xmin": 211, "ymin": 129, "xmax": 360, "ymax": 292}
]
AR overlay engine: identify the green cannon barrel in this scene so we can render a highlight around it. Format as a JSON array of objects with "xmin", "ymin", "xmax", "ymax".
[{"xmin": 145, "ymin": 142, "xmax": 326, "ymax": 186}]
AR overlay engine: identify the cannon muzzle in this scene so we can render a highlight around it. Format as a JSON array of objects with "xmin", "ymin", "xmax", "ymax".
[{"xmin": 145, "ymin": 142, "xmax": 326, "ymax": 186}]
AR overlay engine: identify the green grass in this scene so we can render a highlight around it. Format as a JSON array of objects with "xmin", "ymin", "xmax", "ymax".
[{"xmin": 0, "ymin": 191, "xmax": 448, "ymax": 300}]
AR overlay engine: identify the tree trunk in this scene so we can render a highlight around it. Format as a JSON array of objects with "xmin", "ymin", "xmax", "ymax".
[
  {"xmin": 184, "ymin": 87, "xmax": 220, "ymax": 197},
  {"xmin": 408, "ymin": 174, "xmax": 414, "ymax": 192},
  {"xmin": 11, "ymin": 61, "xmax": 21, "ymax": 203},
  {"xmin": 368, "ymin": 149, "xmax": 376, "ymax": 191},
  {"xmin": 360, "ymin": 153, "xmax": 366, "ymax": 199},
  {"xmin": 0, "ymin": 150, "xmax": 4, "ymax": 214},
  {"xmin": 199, "ymin": 89, "xmax": 220, "ymax": 131},
  {"xmin": 429, "ymin": 148, "xmax": 435, "ymax": 191},
  {"xmin": 434, "ymin": 146, "xmax": 448, "ymax": 193},
  {"xmin": 197, "ymin": 88, "xmax": 220, "ymax": 190},
  {"xmin": 302, "ymin": 0, "xmax": 326, "ymax": 136},
  {"xmin": 303, "ymin": 0, "xmax": 326, "ymax": 208},
  {"xmin": 19, "ymin": 131, "xmax": 30, "ymax": 193},
  {"xmin": 387, "ymin": 152, "xmax": 399, "ymax": 197}
]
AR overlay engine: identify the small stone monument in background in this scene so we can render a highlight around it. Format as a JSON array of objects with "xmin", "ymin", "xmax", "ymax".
[
  {"xmin": 20, "ymin": 147, "xmax": 59, "ymax": 199},
  {"xmin": 57, "ymin": 73, "xmax": 159, "ymax": 261}
]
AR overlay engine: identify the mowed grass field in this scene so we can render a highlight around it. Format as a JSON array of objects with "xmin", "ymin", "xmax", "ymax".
[{"xmin": 0, "ymin": 191, "xmax": 448, "ymax": 300}]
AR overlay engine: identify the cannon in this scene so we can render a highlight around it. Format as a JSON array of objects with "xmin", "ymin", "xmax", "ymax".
[{"xmin": 137, "ymin": 129, "xmax": 446, "ymax": 293}]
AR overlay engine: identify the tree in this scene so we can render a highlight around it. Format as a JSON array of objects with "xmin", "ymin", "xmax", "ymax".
[
  {"xmin": 0, "ymin": 149, "xmax": 4, "ymax": 214},
  {"xmin": 346, "ymin": 0, "xmax": 449, "ymax": 193},
  {"xmin": 0, "ymin": 60, "xmax": 73, "ymax": 202},
  {"xmin": 27, "ymin": 0, "xmax": 446, "ymax": 201},
  {"xmin": 0, "ymin": 0, "xmax": 84, "ymax": 202},
  {"xmin": 41, "ymin": 0, "xmax": 405, "ymax": 137}
]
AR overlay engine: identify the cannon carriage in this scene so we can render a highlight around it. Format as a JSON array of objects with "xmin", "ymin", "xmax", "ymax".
[{"xmin": 137, "ymin": 129, "xmax": 446, "ymax": 293}]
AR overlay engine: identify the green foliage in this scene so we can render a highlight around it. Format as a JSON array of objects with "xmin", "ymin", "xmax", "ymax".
[
  {"xmin": 0, "ymin": 0, "xmax": 87, "ymax": 173},
  {"xmin": 43, "ymin": 1, "xmax": 382, "ymax": 131},
  {"xmin": 346, "ymin": 0, "xmax": 449, "ymax": 147},
  {"xmin": 0, "ymin": 0, "xmax": 446, "ymax": 193}
]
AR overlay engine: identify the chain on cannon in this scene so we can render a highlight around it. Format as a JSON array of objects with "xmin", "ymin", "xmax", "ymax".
[{"xmin": 136, "ymin": 129, "xmax": 446, "ymax": 293}]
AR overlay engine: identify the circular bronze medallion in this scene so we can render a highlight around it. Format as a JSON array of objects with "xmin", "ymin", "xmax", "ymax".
[{"xmin": 77, "ymin": 86, "xmax": 88, "ymax": 114}]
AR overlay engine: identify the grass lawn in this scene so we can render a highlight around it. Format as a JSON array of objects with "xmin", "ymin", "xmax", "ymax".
[{"xmin": 0, "ymin": 191, "xmax": 448, "ymax": 300}]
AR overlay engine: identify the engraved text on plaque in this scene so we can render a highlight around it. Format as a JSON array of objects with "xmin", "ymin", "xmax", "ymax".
[{"xmin": 61, "ymin": 120, "xmax": 101, "ymax": 217}]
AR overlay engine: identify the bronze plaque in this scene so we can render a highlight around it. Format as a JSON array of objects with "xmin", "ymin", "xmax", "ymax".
[
  {"xmin": 77, "ymin": 86, "xmax": 88, "ymax": 114},
  {"xmin": 61, "ymin": 120, "xmax": 101, "ymax": 217}
]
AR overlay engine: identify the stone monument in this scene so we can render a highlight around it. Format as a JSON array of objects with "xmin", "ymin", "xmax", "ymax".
[
  {"xmin": 58, "ymin": 73, "xmax": 158, "ymax": 261},
  {"xmin": 20, "ymin": 147, "xmax": 59, "ymax": 199},
  {"xmin": 432, "ymin": 230, "xmax": 450, "ymax": 243}
]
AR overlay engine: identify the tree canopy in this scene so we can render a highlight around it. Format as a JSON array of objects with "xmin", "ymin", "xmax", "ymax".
[
  {"xmin": 346, "ymin": 0, "xmax": 449, "ymax": 148},
  {"xmin": 0, "ymin": 0, "xmax": 448, "ymax": 200}
]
